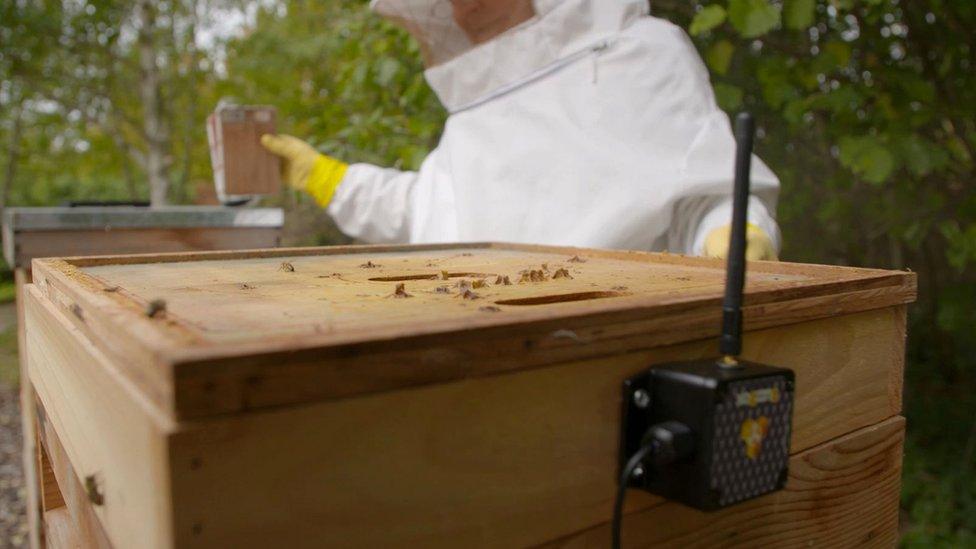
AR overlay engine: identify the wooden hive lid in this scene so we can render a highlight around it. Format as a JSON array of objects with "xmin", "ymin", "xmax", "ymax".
[{"xmin": 30, "ymin": 243, "xmax": 916, "ymax": 420}]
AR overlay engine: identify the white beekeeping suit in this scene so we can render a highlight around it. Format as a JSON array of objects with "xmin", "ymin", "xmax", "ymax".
[{"xmin": 263, "ymin": 0, "xmax": 781, "ymax": 257}]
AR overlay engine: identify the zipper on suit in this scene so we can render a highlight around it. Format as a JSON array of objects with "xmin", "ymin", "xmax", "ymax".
[{"xmin": 450, "ymin": 39, "xmax": 616, "ymax": 114}]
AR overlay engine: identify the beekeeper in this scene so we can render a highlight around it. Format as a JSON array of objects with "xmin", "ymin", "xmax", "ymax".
[{"xmin": 261, "ymin": 0, "xmax": 781, "ymax": 260}]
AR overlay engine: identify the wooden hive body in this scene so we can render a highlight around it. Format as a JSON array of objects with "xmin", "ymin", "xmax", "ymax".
[{"xmin": 24, "ymin": 243, "xmax": 915, "ymax": 548}]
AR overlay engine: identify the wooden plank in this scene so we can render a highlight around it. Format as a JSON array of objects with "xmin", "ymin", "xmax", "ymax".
[
  {"xmin": 168, "ymin": 286, "xmax": 912, "ymax": 419},
  {"xmin": 541, "ymin": 416, "xmax": 905, "ymax": 548},
  {"xmin": 25, "ymin": 284, "xmax": 175, "ymax": 549},
  {"xmin": 16, "ymin": 268, "xmax": 44, "ymax": 549},
  {"xmin": 43, "ymin": 508, "xmax": 80, "ymax": 549},
  {"xmin": 29, "ymin": 244, "xmax": 915, "ymax": 419},
  {"xmin": 42, "ymin": 241, "xmax": 901, "ymax": 278},
  {"xmin": 167, "ymin": 307, "xmax": 905, "ymax": 547},
  {"xmin": 71, "ymin": 247, "xmax": 903, "ymax": 343},
  {"xmin": 12, "ymin": 227, "xmax": 281, "ymax": 267},
  {"xmin": 36, "ymin": 430, "xmax": 65, "ymax": 512},
  {"xmin": 35, "ymin": 399, "xmax": 115, "ymax": 549}
]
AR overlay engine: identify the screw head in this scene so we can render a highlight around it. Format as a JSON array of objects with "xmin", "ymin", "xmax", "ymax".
[
  {"xmin": 631, "ymin": 465, "xmax": 645, "ymax": 479},
  {"xmin": 632, "ymin": 389, "xmax": 650, "ymax": 409}
]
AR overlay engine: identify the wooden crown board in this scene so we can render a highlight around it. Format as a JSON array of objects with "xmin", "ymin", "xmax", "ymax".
[
  {"xmin": 30, "ymin": 242, "xmax": 915, "ymax": 420},
  {"xmin": 206, "ymin": 106, "xmax": 281, "ymax": 201}
]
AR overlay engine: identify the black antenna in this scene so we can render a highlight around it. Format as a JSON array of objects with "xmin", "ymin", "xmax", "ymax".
[{"xmin": 719, "ymin": 112, "xmax": 755, "ymax": 361}]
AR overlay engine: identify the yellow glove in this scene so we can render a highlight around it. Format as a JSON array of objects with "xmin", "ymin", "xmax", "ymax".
[
  {"xmin": 260, "ymin": 134, "xmax": 348, "ymax": 207},
  {"xmin": 703, "ymin": 223, "xmax": 779, "ymax": 261}
]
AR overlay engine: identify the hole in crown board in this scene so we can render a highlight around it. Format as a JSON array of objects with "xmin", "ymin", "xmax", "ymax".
[
  {"xmin": 369, "ymin": 272, "xmax": 495, "ymax": 282},
  {"xmin": 494, "ymin": 291, "xmax": 627, "ymax": 306}
]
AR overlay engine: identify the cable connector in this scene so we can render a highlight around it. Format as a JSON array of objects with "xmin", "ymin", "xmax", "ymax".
[
  {"xmin": 612, "ymin": 421, "xmax": 695, "ymax": 549},
  {"xmin": 640, "ymin": 421, "xmax": 695, "ymax": 469}
]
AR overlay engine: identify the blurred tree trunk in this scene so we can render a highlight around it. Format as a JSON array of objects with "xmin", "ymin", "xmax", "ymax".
[
  {"xmin": 136, "ymin": 0, "xmax": 171, "ymax": 207},
  {"xmin": 108, "ymin": 124, "xmax": 141, "ymax": 201},
  {"xmin": 179, "ymin": 0, "xmax": 199, "ymax": 195},
  {"xmin": 0, "ymin": 104, "xmax": 24, "ymax": 216}
]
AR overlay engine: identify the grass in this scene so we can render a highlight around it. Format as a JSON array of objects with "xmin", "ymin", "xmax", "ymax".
[
  {"xmin": 900, "ymin": 375, "xmax": 976, "ymax": 547},
  {"xmin": 0, "ymin": 323, "xmax": 17, "ymax": 387},
  {"xmin": 0, "ymin": 276, "xmax": 18, "ymax": 386},
  {"xmin": 0, "ymin": 281, "xmax": 16, "ymax": 305}
]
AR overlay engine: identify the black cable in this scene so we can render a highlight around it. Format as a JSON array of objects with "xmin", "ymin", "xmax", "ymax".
[{"xmin": 611, "ymin": 441, "xmax": 659, "ymax": 549}]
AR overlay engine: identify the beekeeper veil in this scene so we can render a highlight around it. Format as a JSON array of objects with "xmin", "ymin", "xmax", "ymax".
[{"xmin": 370, "ymin": 0, "xmax": 539, "ymax": 66}]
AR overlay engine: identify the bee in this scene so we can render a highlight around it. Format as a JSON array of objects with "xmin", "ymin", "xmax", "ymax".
[{"xmin": 389, "ymin": 283, "xmax": 413, "ymax": 299}]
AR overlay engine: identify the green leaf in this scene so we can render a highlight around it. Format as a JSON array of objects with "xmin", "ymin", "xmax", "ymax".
[
  {"xmin": 374, "ymin": 57, "xmax": 401, "ymax": 87},
  {"xmin": 728, "ymin": 0, "xmax": 781, "ymax": 38},
  {"xmin": 757, "ymin": 59, "xmax": 797, "ymax": 109},
  {"xmin": 838, "ymin": 136, "xmax": 896, "ymax": 185},
  {"xmin": 822, "ymin": 41, "xmax": 852, "ymax": 69},
  {"xmin": 690, "ymin": 5, "xmax": 727, "ymax": 36},
  {"xmin": 782, "ymin": 98, "xmax": 809, "ymax": 126},
  {"xmin": 895, "ymin": 135, "xmax": 949, "ymax": 177},
  {"xmin": 784, "ymin": 0, "xmax": 816, "ymax": 31},
  {"xmin": 947, "ymin": 136, "xmax": 973, "ymax": 165},
  {"xmin": 705, "ymin": 40, "xmax": 736, "ymax": 75},
  {"xmin": 713, "ymin": 83, "xmax": 744, "ymax": 111},
  {"xmin": 940, "ymin": 221, "xmax": 976, "ymax": 272}
]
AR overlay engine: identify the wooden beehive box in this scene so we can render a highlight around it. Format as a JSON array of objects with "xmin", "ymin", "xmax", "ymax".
[{"xmin": 23, "ymin": 243, "xmax": 915, "ymax": 548}]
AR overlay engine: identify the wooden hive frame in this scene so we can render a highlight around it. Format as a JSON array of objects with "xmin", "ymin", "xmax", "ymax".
[{"xmin": 22, "ymin": 242, "xmax": 915, "ymax": 548}]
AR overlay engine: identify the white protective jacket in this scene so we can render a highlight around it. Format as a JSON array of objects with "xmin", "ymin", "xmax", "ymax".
[{"xmin": 327, "ymin": 0, "xmax": 781, "ymax": 255}]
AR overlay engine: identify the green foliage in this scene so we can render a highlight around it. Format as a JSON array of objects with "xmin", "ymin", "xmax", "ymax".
[
  {"xmin": 727, "ymin": 0, "xmax": 781, "ymax": 38},
  {"xmin": 0, "ymin": 0, "xmax": 445, "ymax": 239},
  {"xmin": 784, "ymin": 0, "xmax": 816, "ymax": 31},
  {"xmin": 838, "ymin": 135, "xmax": 895, "ymax": 184},
  {"xmin": 654, "ymin": 1, "xmax": 976, "ymax": 543},
  {"xmin": 690, "ymin": 5, "xmax": 727, "ymax": 36},
  {"xmin": 706, "ymin": 40, "xmax": 736, "ymax": 75},
  {"xmin": 0, "ymin": 321, "xmax": 18, "ymax": 387},
  {"xmin": 713, "ymin": 82, "xmax": 744, "ymax": 111},
  {"xmin": 218, "ymin": 1, "xmax": 445, "ymax": 172},
  {"xmin": 900, "ymin": 377, "xmax": 976, "ymax": 546},
  {"xmin": 0, "ymin": 1, "xmax": 226, "ymax": 207},
  {"xmin": 0, "ymin": 282, "xmax": 15, "ymax": 305}
]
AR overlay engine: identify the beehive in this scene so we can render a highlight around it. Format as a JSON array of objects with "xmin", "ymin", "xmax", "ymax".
[
  {"xmin": 23, "ymin": 243, "xmax": 915, "ymax": 548},
  {"xmin": 2, "ymin": 205, "xmax": 283, "ymax": 548}
]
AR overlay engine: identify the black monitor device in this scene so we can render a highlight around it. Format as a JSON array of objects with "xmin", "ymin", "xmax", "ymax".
[{"xmin": 612, "ymin": 113, "xmax": 796, "ymax": 548}]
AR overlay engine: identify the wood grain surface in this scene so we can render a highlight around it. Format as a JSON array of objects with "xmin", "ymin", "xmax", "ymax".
[
  {"xmin": 15, "ymin": 269, "xmax": 44, "ymax": 549},
  {"xmin": 29, "ymin": 243, "xmax": 915, "ymax": 420},
  {"xmin": 541, "ymin": 416, "xmax": 905, "ymax": 548},
  {"xmin": 25, "ymin": 266, "xmax": 909, "ymax": 548},
  {"xmin": 165, "ymin": 308, "xmax": 906, "ymax": 547},
  {"xmin": 25, "ymin": 285, "xmax": 174, "ymax": 549},
  {"xmin": 42, "ymin": 508, "xmax": 78, "ymax": 549},
  {"xmin": 36, "ymin": 399, "xmax": 112, "ymax": 549},
  {"xmin": 213, "ymin": 107, "xmax": 281, "ymax": 197}
]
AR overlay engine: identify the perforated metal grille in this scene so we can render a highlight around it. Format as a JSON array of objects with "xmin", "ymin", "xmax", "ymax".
[{"xmin": 709, "ymin": 376, "xmax": 792, "ymax": 506}]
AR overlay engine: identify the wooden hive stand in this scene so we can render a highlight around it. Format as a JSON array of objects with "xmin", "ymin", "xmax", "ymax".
[{"xmin": 21, "ymin": 242, "xmax": 914, "ymax": 548}]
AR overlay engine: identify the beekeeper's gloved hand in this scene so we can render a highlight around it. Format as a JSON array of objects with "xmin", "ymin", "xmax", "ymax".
[
  {"xmin": 260, "ymin": 134, "xmax": 348, "ymax": 207},
  {"xmin": 703, "ymin": 223, "xmax": 779, "ymax": 261}
]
